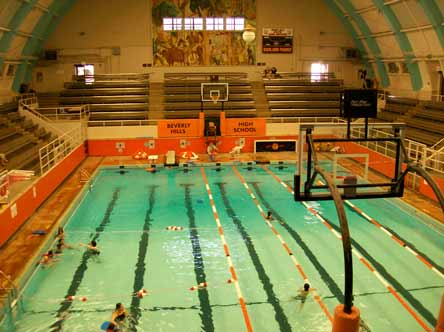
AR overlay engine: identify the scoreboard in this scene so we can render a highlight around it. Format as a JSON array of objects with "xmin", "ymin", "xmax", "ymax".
[{"xmin": 262, "ymin": 28, "xmax": 293, "ymax": 53}]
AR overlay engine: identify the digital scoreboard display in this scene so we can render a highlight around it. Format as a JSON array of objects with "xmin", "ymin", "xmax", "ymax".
[
  {"xmin": 343, "ymin": 89, "xmax": 378, "ymax": 118},
  {"xmin": 262, "ymin": 28, "xmax": 293, "ymax": 53}
]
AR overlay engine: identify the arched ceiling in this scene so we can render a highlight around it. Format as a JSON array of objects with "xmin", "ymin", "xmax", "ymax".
[{"xmin": 0, "ymin": 0, "xmax": 443, "ymax": 92}]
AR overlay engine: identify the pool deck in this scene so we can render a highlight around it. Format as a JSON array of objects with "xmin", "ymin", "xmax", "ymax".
[{"xmin": 0, "ymin": 152, "xmax": 443, "ymax": 296}]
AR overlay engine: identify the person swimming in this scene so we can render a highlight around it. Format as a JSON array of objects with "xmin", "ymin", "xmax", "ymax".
[
  {"xmin": 80, "ymin": 240, "xmax": 100, "ymax": 256},
  {"xmin": 111, "ymin": 303, "xmax": 129, "ymax": 326},
  {"xmin": 40, "ymin": 250, "xmax": 59, "ymax": 266},
  {"xmin": 295, "ymin": 283, "xmax": 316, "ymax": 311},
  {"xmin": 266, "ymin": 211, "xmax": 273, "ymax": 220}
]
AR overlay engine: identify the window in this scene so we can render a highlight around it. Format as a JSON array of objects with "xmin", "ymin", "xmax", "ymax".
[
  {"xmin": 163, "ymin": 17, "xmax": 182, "ymax": 31},
  {"xmin": 6, "ymin": 64, "xmax": 15, "ymax": 77},
  {"xmin": 226, "ymin": 17, "xmax": 244, "ymax": 31},
  {"xmin": 206, "ymin": 17, "xmax": 224, "ymax": 31},
  {"xmin": 311, "ymin": 63, "xmax": 328, "ymax": 81},
  {"xmin": 162, "ymin": 16, "xmax": 245, "ymax": 31},
  {"xmin": 74, "ymin": 64, "xmax": 95, "ymax": 84},
  {"xmin": 184, "ymin": 18, "xmax": 203, "ymax": 30}
]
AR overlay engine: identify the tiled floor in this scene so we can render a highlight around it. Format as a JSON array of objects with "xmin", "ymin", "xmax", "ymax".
[{"xmin": 0, "ymin": 153, "xmax": 442, "ymax": 296}]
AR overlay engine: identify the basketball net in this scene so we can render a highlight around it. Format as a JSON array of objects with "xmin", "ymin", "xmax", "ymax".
[{"xmin": 211, "ymin": 95, "xmax": 219, "ymax": 104}]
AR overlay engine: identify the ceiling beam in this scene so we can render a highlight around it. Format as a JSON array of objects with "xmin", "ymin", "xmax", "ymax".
[
  {"xmin": 372, "ymin": 0, "xmax": 422, "ymax": 90},
  {"xmin": 13, "ymin": 0, "xmax": 77, "ymax": 92},
  {"xmin": 322, "ymin": 0, "xmax": 376, "ymax": 80},
  {"xmin": 0, "ymin": 0, "xmax": 41, "ymax": 60},
  {"xmin": 417, "ymin": 0, "xmax": 444, "ymax": 48},
  {"xmin": 335, "ymin": 0, "xmax": 390, "ymax": 87}
]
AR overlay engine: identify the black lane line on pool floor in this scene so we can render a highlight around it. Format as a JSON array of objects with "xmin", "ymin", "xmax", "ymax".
[
  {"xmin": 281, "ymin": 177, "xmax": 436, "ymax": 325},
  {"xmin": 325, "ymin": 218, "xmax": 437, "ymax": 326},
  {"xmin": 215, "ymin": 182, "xmax": 292, "ymax": 332},
  {"xmin": 249, "ymin": 181, "xmax": 344, "ymax": 304},
  {"xmin": 182, "ymin": 184, "xmax": 215, "ymax": 332},
  {"xmin": 50, "ymin": 188, "xmax": 121, "ymax": 332},
  {"xmin": 128, "ymin": 185, "xmax": 157, "ymax": 332},
  {"xmin": 349, "ymin": 206, "xmax": 444, "ymax": 273}
]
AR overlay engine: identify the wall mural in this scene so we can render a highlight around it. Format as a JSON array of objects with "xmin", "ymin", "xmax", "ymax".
[{"xmin": 152, "ymin": 0, "xmax": 256, "ymax": 66}]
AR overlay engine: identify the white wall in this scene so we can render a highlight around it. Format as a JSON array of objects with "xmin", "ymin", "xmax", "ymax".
[{"xmin": 31, "ymin": 0, "xmax": 362, "ymax": 91}]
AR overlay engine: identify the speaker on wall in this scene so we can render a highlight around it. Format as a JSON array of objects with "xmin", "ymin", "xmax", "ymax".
[{"xmin": 44, "ymin": 50, "xmax": 58, "ymax": 61}]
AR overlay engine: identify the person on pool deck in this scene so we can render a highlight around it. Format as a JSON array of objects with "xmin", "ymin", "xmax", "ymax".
[
  {"xmin": 207, "ymin": 142, "xmax": 218, "ymax": 162},
  {"xmin": 111, "ymin": 303, "xmax": 129, "ymax": 326},
  {"xmin": 80, "ymin": 240, "xmax": 100, "ymax": 256}
]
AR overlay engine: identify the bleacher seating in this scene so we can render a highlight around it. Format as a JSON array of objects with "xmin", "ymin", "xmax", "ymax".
[
  {"xmin": 0, "ymin": 101, "xmax": 55, "ymax": 173},
  {"xmin": 59, "ymin": 74, "xmax": 150, "ymax": 121},
  {"xmin": 376, "ymin": 96, "xmax": 443, "ymax": 146},
  {"xmin": 163, "ymin": 72, "xmax": 255, "ymax": 119},
  {"xmin": 377, "ymin": 96, "xmax": 416, "ymax": 122},
  {"xmin": 405, "ymin": 102, "xmax": 444, "ymax": 146},
  {"xmin": 263, "ymin": 73, "xmax": 342, "ymax": 117}
]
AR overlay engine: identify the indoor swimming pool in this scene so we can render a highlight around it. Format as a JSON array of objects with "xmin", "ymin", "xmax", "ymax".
[{"xmin": 0, "ymin": 164, "xmax": 442, "ymax": 332}]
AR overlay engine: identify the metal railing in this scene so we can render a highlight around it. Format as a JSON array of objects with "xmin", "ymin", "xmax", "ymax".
[
  {"xmin": 73, "ymin": 73, "xmax": 150, "ymax": 82},
  {"xmin": 164, "ymin": 72, "xmax": 248, "ymax": 82},
  {"xmin": 266, "ymin": 72, "xmax": 337, "ymax": 80},
  {"xmin": 39, "ymin": 126, "xmax": 83, "ymax": 176},
  {"xmin": 36, "ymin": 105, "xmax": 90, "ymax": 121},
  {"xmin": 88, "ymin": 119, "xmax": 157, "ymax": 127},
  {"xmin": 349, "ymin": 126, "xmax": 444, "ymax": 174},
  {"xmin": 264, "ymin": 116, "xmax": 344, "ymax": 124},
  {"xmin": 19, "ymin": 103, "xmax": 65, "ymax": 136},
  {"xmin": 431, "ymin": 95, "xmax": 444, "ymax": 102}
]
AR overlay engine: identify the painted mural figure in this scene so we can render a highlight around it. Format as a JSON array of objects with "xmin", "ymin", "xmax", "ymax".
[{"xmin": 152, "ymin": 0, "xmax": 256, "ymax": 66}]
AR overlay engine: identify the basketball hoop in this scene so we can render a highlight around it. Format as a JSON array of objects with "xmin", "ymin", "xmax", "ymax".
[
  {"xmin": 211, "ymin": 95, "xmax": 219, "ymax": 104},
  {"xmin": 210, "ymin": 90, "xmax": 220, "ymax": 104}
]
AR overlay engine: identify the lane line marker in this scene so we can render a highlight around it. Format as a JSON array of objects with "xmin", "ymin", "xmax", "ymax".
[
  {"xmin": 200, "ymin": 167, "xmax": 253, "ymax": 332},
  {"xmin": 263, "ymin": 166, "xmax": 433, "ymax": 332},
  {"xmin": 232, "ymin": 166, "xmax": 333, "ymax": 323}
]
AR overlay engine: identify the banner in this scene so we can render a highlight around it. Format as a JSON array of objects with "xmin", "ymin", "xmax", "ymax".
[
  {"xmin": 158, "ymin": 119, "xmax": 200, "ymax": 137},
  {"xmin": 225, "ymin": 118, "xmax": 265, "ymax": 136},
  {"xmin": 255, "ymin": 140, "xmax": 297, "ymax": 152},
  {"xmin": 0, "ymin": 171, "xmax": 9, "ymax": 204}
]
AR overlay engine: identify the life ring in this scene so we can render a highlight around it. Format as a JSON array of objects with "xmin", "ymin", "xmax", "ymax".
[
  {"xmin": 133, "ymin": 151, "xmax": 148, "ymax": 160},
  {"xmin": 182, "ymin": 151, "xmax": 198, "ymax": 160}
]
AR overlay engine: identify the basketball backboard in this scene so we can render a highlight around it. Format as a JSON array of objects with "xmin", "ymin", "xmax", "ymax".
[
  {"xmin": 201, "ymin": 83, "xmax": 229, "ymax": 103},
  {"xmin": 294, "ymin": 122, "xmax": 407, "ymax": 201}
]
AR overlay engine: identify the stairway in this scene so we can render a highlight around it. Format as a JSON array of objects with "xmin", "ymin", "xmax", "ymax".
[
  {"xmin": 148, "ymin": 82, "xmax": 165, "ymax": 119},
  {"xmin": 251, "ymin": 81, "xmax": 270, "ymax": 117}
]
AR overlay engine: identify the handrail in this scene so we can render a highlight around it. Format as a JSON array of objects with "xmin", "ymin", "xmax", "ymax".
[
  {"xmin": 20, "ymin": 102, "xmax": 65, "ymax": 136},
  {"xmin": 73, "ymin": 73, "xmax": 150, "ymax": 81},
  {"xmin": 430, "ymin": 137, "xmax": 444, "ymax": 150},
  {"xmin": 36, "ymin": 105, "xmax": 90, "ymax": 121}
]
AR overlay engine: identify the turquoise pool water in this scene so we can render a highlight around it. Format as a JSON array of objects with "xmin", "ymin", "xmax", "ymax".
[{"xmin": 1, "ymin": 164, "xmax": 442, "ymax": 332}]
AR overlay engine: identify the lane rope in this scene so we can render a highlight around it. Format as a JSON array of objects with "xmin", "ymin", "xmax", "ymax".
[
  {"xmin": 344, "ymin": 200, "xmax": 444, "ymax": 279},
  {"xmin": 200, "ymin": 167, "xmax": 253, "ymax": 332},
  {"xmin": 232, "ymin": 166, "xmax": 333, "ymax": 323},
  {"xmin": 263, "ymin": 165, "xmax": 432, "ymax": 332}
]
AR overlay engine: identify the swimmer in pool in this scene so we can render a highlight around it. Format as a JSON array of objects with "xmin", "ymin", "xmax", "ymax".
[
  {"xmin": 40, "ymin": 250, "xmax": 59, "ymax": 266},
  {"xmin": 80, "ymin": 240, "xmax": 100, "ymax": 256},
  {"xmin": 295, "ymin": 283, "xmax": 316, "ymax": 311},
  {"xmin": 265, "ymin": 211, "xmax": 273, "ymax": 220},
  {"xmin": 111, "ymin": 303, "xmax": 129, "ymax": 327}
]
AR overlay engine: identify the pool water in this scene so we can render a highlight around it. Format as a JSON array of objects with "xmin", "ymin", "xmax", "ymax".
[{"xmin": 1, "ymin": 165, "xmax": 443, "ymax": 332}]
